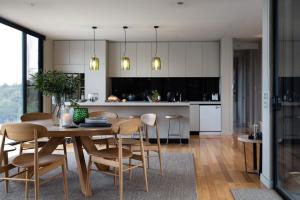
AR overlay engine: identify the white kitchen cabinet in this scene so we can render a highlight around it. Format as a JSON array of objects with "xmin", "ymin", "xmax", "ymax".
[
  {"xmin": 151, "ymin": 42, "xmax": 169, "ymax": 77},
  {"xmin": 186, "ymin": 42, "xmax": 203, "ymax": 77},
  {"xmin": 136, "ymin": 42, "xmax": 152, "ymax": 77},
  {"xmin": 108, "ymin": 42, "xmax": 121, "ymax": 77},
  {"xmin": 120, "ymin": 42, "xmax": 137, "ymax": 77},
  {"xmin": 169, "ymin": 42, "xmax": 186, "ymax": 77},
  {"xmin": 54, "ymin": 41, "xmax": 70, "ymax": 65},
  {"xmin": 84, "ymin": 41, "xmax": 107, "ymax": 102},
  {"xmin": 70, "ymin": 41, "xmax": 85, "ymax": 65},
  {"xmin": 202, "ymin": 42, "xmax": 220, "ymax": 77},
  {"xmin": 200, "ymin": 105, "xmax": 222, "ymax": 132},
  {"xmin": 189, "ymin": 104, "xmax": 200, "ymax": 132}
]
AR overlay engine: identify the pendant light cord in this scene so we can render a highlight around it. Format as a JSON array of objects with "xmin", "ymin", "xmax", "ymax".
[
  {"xmin": 124, "ymin": 27, "xmax": 127, "ymax": 57},
  {"xmin": 154, "ymin": 26, "xmax": 159, "ymax": 56},
  {"xmin": 93, "ymin": 28, "xmax": 96, "ymax": 57}
]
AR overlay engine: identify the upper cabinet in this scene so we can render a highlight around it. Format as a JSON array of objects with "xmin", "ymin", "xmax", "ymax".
[
  {"xmin": 54, "ymin": 40, "xmax": 85, "ymax": 73},
  {"xmin": 54, "ymin": 41, "xmax": 70, "ymax": 65},
  {"xmin": 120, "ymin": 43, "xmax": 137, "ymax": 77},
  {"xmin": 108, "ymin": 42, "xmax": 121, "ymax": 77},
  {"xmin": 186, "ymin": 42, "xmax": 203, "ymax": 77},
  {"xmin": 136, "ymin": 43, "xmax": 152, "ymax": 77},
  {"xmin": 151, "ymin": 42, "xmax": 169, "ymax": 77},
  {"xmin": 70, "ymin": 41, "xmax": 84, "ymax": 65},
  {"xmin": 202, "ymin": 42, "xmax": 220, "ymax": 77},
  {"xmin": 169, "ymin": 42, "xmax": 186, "ymax": 77}
]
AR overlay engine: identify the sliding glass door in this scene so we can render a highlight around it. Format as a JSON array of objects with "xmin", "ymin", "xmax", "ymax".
[
  {"xmin": 274, "ymin": 0, "xmax": 300, "ymax": 199},
  {"xmin": 0, "ymin": 23, "xmax": 23, "ymax": 123},
  {"xmin": 0, "ymin": 19, "xmax": 44, "ymax": 123}
]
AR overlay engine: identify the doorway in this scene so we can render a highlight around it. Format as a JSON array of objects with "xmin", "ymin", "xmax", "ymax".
[{"xmin": 233, "ymin": 42, "xmax": 262, "ymax": 133}]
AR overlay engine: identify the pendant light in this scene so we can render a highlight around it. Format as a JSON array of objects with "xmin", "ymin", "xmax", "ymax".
[
  {"xmin": 90, "ymin": 26, "xmax": 99, "ymax": 71},
  {"xmin": 121, "ymin": 26, "xmax": 130, "ymax": 71},
  {"xmin": 152, "ymin": 26, "xmax": 161, "ymax": 70}
]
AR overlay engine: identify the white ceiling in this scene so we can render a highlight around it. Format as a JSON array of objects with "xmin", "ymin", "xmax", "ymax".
[{"xmin": 0, "ymin": 0, "xmax": 263, "ymax": 41}]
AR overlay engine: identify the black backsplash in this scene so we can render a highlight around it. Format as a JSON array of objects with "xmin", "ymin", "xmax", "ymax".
[{"xmin": 111, "ymin": 78, "xmax": 220, "ymax": 101}]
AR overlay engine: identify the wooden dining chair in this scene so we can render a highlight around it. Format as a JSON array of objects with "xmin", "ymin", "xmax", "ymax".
[
  {"xmin": 85, "ymin": 118, "xmax": 148, "ymax": 200},
  {"xmin": 89, "ymin": 111, "xmax": 118, "ymax": 148},
  {"xmin": 123, "ymin": 113, "xmax": 163, "ymax": 176},
  {"xmin": 20, "ymin": 112, "xmax": 68, "ymax": 169},
  {"xmin": 0, "ymin": 123, "xmax": 68, "ymax": 200},
  {"xmin": 0, "ymin": 144, "xmax": 16, "ymax": 193}
]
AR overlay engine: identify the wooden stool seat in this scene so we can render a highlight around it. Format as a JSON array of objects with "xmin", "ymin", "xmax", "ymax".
[
  {"xmin": 90, "ymin": 148, "xmax": 133, "ymax": 159},
  {"xmin": 12, "ymin": 153, "xmax": 65, "ymax": 168},
  {"xmin": 4, "ymin": 144, "xmax": 16, "ymax": 152}
]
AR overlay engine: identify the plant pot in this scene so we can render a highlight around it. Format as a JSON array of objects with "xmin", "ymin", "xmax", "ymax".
[{"xmin": 73, "ymin": 107, "xmax": 89, "ymax": 125}]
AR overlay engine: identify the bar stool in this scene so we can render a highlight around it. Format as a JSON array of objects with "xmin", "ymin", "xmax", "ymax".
[{"xmin": 165, "ymin": 115, "xmax": 183, "ymax": 144}]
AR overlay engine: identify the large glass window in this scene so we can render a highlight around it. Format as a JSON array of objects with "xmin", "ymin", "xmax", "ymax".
[
  {"xmin": 274, "ymin": 0, "xmax": 300, "ymax": 199},
  {"xmin": 0, "ymin": 23, "xmax": 23, "ymax": 123},
  {"xmin": 0, "ymin": 20, "xmax": 43, "ymax": 123}
]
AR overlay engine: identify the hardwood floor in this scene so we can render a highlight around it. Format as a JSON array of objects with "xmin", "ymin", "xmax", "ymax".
[
  {"xmin": 162, "ymin": 135, "xmax": 264, "ymax": 200},
  {"xmin": 6, "ymin": 134, "xmax": 264, "ymax": 199}
]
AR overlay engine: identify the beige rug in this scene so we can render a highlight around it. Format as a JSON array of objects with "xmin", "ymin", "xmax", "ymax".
[{"xmin": 231, "ymin": 189, "xmax": 283, "ymax": 200}]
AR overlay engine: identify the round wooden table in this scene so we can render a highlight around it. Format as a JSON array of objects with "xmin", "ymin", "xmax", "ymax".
[
  {"xmin": 26, "ymin": 119, "xmax": 122, "ymax": 196},
  {"xmin": 238, "ymin": 134, "xmax": 262, "ymax": 175}
]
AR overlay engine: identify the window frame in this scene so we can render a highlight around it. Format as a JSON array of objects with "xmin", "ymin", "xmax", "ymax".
[{"xmin": 0, "ymin": 17, "xmax": 45, "ymax": 114}]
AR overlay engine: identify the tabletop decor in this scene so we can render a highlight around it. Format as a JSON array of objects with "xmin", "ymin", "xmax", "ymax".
[
  {"xmin": 73, "ymin": 107, "xmax": 89, "ymax": 125},
  {"xmin": 31, "ymin": 70, "xmax": 80, "ymax": 125}
]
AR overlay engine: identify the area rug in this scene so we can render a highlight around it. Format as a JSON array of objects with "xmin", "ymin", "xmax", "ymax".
[
  {"xmin": 0, "ymin": 152, "xmax": 197, "ymax": 200},
  {"xmin": 231, "ymin": 189, "xmax": 283, "ymax": 200}
]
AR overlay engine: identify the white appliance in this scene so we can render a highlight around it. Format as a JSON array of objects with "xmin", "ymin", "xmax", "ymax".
[{"xmin": 199, "ymin": 105, "xmax": 222, "ymax": 133}]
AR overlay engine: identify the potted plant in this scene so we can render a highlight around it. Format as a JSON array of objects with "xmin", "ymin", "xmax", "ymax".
[{"xmin": 31, "ymin": 70, "xmax": 80, "ymax": 125}]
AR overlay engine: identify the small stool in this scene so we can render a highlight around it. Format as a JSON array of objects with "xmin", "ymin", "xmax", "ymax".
[
  {"xmin": 165, "ymin": 115, "xmax": 183, "ymax": 144},
  {"xmin": 1, "ymin": 145, "xmax": 17, "ymax": 192}
]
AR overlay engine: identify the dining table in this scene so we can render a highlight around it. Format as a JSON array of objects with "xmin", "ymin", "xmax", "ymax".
[{"xmin": 6, "ymin": 118, "xmax": 123, "ymax": 197}]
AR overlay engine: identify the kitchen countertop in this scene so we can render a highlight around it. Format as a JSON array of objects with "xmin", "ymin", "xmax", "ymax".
[{"xmin": 67, "ymin": 101, "xmax": 221, "ymax": 107}]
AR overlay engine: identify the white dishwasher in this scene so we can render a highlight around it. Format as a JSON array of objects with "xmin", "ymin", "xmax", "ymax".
[{"xmin": 199, "ymin": 105, "xmax": 222, "ymax": 133}]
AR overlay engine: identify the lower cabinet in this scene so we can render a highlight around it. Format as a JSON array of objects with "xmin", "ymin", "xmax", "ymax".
[{"xmin": 189, "ymin": 104, "xmax": 222, "ymax": 133}]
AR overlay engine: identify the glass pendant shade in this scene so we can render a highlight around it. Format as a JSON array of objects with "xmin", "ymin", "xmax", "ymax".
[
  {"xmin": 90, "ymin": 56, "xmax": 99, "ymax": 70},
  {"xmin": 121, "ymin": 56, "xmax": 130, "ymax": 71},
  {"xmin": 152, "ymin": 56, "xmax": 161, "ymax": 70}
]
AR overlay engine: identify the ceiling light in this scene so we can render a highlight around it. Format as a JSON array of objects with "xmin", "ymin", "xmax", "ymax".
[
  {"xmin": 121, "ymin": 26, "xmax": 130, "ymax": 71},
  {"xmin": 152, "ymin": 26, "xmax": 161, "ymax": 71},
  {"xmin": 90, "ymin": 26, "xmax": 99, "ymax": 71}
]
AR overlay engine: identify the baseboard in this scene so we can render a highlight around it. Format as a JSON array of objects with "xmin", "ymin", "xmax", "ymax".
[
  {"xmin": 190, "ymin": 131, "xmax": 199, "ymax": 135},
  {"xmin": 260, "ymin": 174, "xmax": 273, "ymax": 189},
  {"xmin": 149, "ymin": 138, "xmax": 189, "ymax": 144}
]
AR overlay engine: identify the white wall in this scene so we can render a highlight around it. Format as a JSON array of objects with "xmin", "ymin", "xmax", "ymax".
[
  {"xmin": 43, "ymin": 39, "xmax": 53, "ymax": 113},
  {"xmin": 260, "ymin": 0, "xmax": 273, "ymax": 188},
  {"xmin": 220, "ymin": 37, "xmax": 234, "ymax": 134}
]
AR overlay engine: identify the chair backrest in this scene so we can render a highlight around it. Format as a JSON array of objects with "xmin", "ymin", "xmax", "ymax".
[
  {"xmin": 141, "ymin": 113, "xmax": 156, "ymax": 127},
  {"xmin": 89, "ymin": 111, "xmax": 118, "ymax": 119},
  {"xmin": 1, "ymin": 123, "xmax": 47, "ymax": 142},
  {"xmin": 21, "ymin": 112, "xmax": 52, "ymax": 122},
  {"xmin": 112, "ymin": 118, "xmax": 141, "ymax": 135}
]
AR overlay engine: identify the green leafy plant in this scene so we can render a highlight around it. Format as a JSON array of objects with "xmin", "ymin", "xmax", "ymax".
[
  {"xmin": 31, "ymin": 70, "xmax": 80, "ymax": 98},
  {"xmin": 151, "ymin": 90, "xmax": 160, "ymax": 101}
]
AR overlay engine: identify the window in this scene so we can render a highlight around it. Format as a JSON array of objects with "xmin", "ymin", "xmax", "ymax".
[
  {"xmin": 0, "ymin": 23, "xmax": 23, "ymax": 123},
  {"xmin": 0, "ymin": 18, "xmax": 44, "ymax": 123}
]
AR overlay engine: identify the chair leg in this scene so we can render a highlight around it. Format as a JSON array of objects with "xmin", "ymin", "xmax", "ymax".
[
  {"xmin": 147, "ymin": 150, "xmax": 150, "ymax": 169},
  {"xmin": 139, "ymin": 136, "xmax": 148, "ymax": 192},
  {"xmin": 128, "ymin": 158, "xmax": 132, "ymax": 180},
  {"xmin": 62, "ymin": 142, "xmax": 68, "ymax": 170},
  {"xmin": 114, "ymin": 159, "xmax": 118, "ymax": 189},
  {"xmin": 62, "ymin": 158, "xmax": 69, "ymax": 200},
  {"xmin": 3, "ymin": 152, "xmax": 9, "ymax": 193},
  {"xmin": 18, "ymin": 143, "xmax": 24, "ymax": 173},
  {"xmin": 119, "ymin": 159, "xmax": 123, "ymax": 200},
  {"xmin": 25, "ymin": 169, "xmax": 29, "ymax": 198},
  {"xmin": 158, "ymin": 150, "xmax": 163, "ymax": 176},
  {"xmin": 34, "ymin": 168, "xmax": 39, "ymax": 200},
  {"xmin": 85, "ymin": 156, "xmax": 92, "ymax": 198}
]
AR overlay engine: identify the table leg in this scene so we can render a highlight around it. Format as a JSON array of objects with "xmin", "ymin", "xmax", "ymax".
[
  {"xmin": 259, "ymin": 143, "xmax": 262, "ymax": 174},
  {"xmin": 253, "ymin": 143, "xmax": 257, "ymax": 171},
  {"xmin": 39, "ymin": 137, "xmax": 65, "ymax": 156},
  {"xmin": 243, "ymin": 143, "xmax": 248, "ymax": 173},
  {"xmin": 72, "ymin": 136, "xmax": 92, "ymax": 197}
]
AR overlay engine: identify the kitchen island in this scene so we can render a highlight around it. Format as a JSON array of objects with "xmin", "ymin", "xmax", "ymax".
[{"xmin": 72, "ymin": 101, "xmax": 221, "ymax": 143}]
